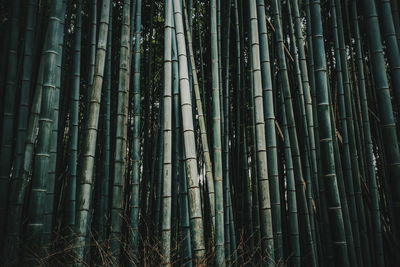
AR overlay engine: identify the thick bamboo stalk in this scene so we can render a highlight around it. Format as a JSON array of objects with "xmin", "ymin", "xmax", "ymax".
[
  {"xmin": 172, "ymin": 30, "xmax": 193, "ymax": 266},
  {"xmin": 182, "ymin": 0, "xmax": 216, "ymax": 235},
  {"xmin": 25, "ymin": 1, "xmax": 65, "ymax": 260},
  {"xmin": 256, "ymin": 0, "xmax": 283, "ymax": 262},
  {"xmin": 248, "ymin": 1, "xmax": 274, "ymax": 264},
  {"xmin": 310, "ymin": 0, "xmax": 349, "ymax": 265},
  {"xmin": 0, "ymin": 0, "xmax": 21, "ymax": 241},
  {"xmin": 161, "ymin": 0, "xmax": 173, "ymax": 263},
  {"xmin": 351, "ymin": 1, "xmax": 384, "ymax": 264},
  {"xmin": 73, "ymin": 0, "xmax": 111, "ymax": 263},
  {"xmin": 172, "ymin": 0, "xmax": 206, "ymax": 262},
  {"xmin": 360, "ymin": 0, "xmax": 400, "ymax": 234}
]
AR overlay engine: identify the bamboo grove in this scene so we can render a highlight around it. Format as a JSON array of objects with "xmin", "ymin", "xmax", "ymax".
[{"xmin": 1, "ymin": 0, "xmax": 400, "ymax": 266}]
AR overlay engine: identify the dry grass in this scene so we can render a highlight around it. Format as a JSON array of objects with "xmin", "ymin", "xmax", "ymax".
[{"xmin": 8, "ymin": 217, "xmax": 289, "ymax": 266}]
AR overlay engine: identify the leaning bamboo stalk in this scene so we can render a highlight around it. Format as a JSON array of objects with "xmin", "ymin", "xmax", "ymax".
[
  {"xmin": 183, "ymin": 0, "xmax": 216, "ymax": 238},
  {"xmin": 271, "ymin": 1, "xmax": 317, "ymax": 265},
  {"xmin": 97, "ymin": 0, "xmax": 113, "ymax": 241},
  {"xmin": 171, "ymin": 29, "xmax": 193, "ymax": 265},
  {"xmin": 172, "ymin": 0, "xmax": 206, "ymax": 262}
]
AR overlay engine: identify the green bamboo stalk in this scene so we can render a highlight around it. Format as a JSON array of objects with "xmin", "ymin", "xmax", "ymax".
[
  {"xmin": 330, "ymin": 0, "xmax": 361, "ymax": 263},
  {"xmin": 44, "ymin": 0, "xmax": 67, "ymax": 243},
  {"xmin": 271, "ymin": 1, "xmax": 317, "ymax": 265},
  {"xmin": 97, "ymin": 0, "xmax": 113, "ymax": 241},
  {"xmin": 248, "ymin": 1, "xmax": 274, "ymax": 263},
  {"xmin": 330, "ymin": 104, "xmax": 357, "ymax": 267},
  {"xmin": 248, "ymin": 48, "xmax": 262, "ymax": 261},
  {"xmin": 0, "ymin": 0, "xmax": 21, "ymax": 241},
  {"xmin": 25, "ymin": 0, "xmax": 65, "ymax": 260},
  {"xmin": 242, "ymin": 130, "xmax": 255, "ymax": 253},
  {"xmin": 210, "ymin": 0, "xmax": 226, "ymax": 264},
  {"xmin": 255, "ymin": 0, "xmax": 283, "ymax": 261},
  {"xmin": 129, "ymin": 0, "xmax": 143, "ymax": 262},
  {"xmin": 155, "ymin": 107, "xmax": 164, "ymax": 230},
  {"xmin": 1, "ymin": 0, "xmax": 38, "ymax": 260},
  {"xmin": 290, "ymin": 0, "xmax": 321, "ymax": 239},
  {"xmin": 12, "ymin": 0, "xmax": 38, "ymax": 183},
  {"xmin": 351, "ymin": 1, "xmax": 384, "ymax": 264},
  {"xmin": 172, "ymin": 0, "xmax": 206, "ymax": 262},
  {"xmin": 73, "ymin": 0, "xmax": 111, "ymax": 263},
  {"xmin": 310, "ymin": 0, "xmax": 349, "ymax": 265},
  {"xmin": 170, "ymin": 23, "xmax": 180, "ymax": 259},
  {"xmin": 333, "ymin": 1, "xmax": 371, "ymax": 265},
  {"xmin": 182, "ymin": 0, "xmax": 216, "ymax": 234},
  {"xmin": 304, "ymin": 1, "xmax": 333, "ymax": 264},
  {"xmin": 110, "ymin": 0, "xmax": 130, "ymax": 260},
  {"xmin": 3, "ymin": 49, "xmax": 44, "ymax": 263},
  {"xmin": 329, "ymin": 2, "xmax": 360, "ymax": 266},
  {"xmin": 227, "ymin": 182, "xmax": 237, "ymax": 260},
  {"xmin": 221, "ymin": 1, "xmax": 232, "ymax": 262},
  {"xmin": 233, "ymin": 0, "xmax": 245, "ymax": 246},
  {"xmin": 378, "ymin": 0, "xmax": 400, "ymax": 108},
  {"xmin": 0, "ymin": 0, "xmax": 38, "ymax": 264},
  {"xmin": 171, "ymin": 30, "xmax": 193, "ymax": 266},
  {"xmin": 66, "ymin": 0, "xmax": 82, "ymax": 232},
  {"xmin": 286, "ymin": 3, "xmax": 320, "ymax": 263},
  {"xmin": 161, "ymin": 0, "xmax": 173, "ymax": 263},
  {"xmin": 280, "ymin": 88, "xmax": 301, "ymax": 267},
  {"xmin": 360, "ymin": 0, "xmax": 400, "ymax": 234},
  {"xmin": 88, "ymin": 0, "xmax": 97, "ymax": 88}
]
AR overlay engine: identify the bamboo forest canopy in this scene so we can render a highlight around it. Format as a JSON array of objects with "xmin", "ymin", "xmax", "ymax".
[{"xmin": 1, "ymin": 0, "xmax": 400, "ymax": 266}]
